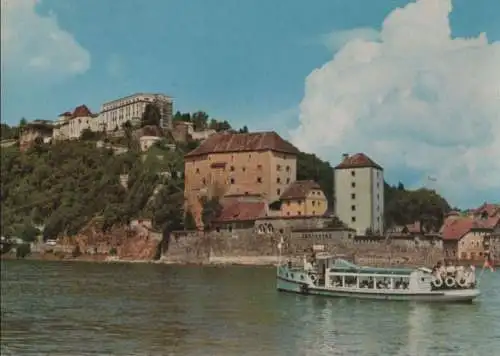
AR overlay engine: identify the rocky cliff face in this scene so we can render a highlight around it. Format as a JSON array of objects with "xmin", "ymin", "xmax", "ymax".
[{"xmin": 59, "ymin": 222, "xmax": 161, "ymax": 261}]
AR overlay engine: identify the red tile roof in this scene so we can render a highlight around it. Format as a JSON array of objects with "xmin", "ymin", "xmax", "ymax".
[
  {"xmin": 472, "ymin": 203, "xmax": 500, "ymax": 218},
  {"xmin": 59, "ymin": 105, "xmax": 94, "ymax": 119},
  {"xmin": 280, "ymin": 180, "xmax": 321, "ymax": 200},
  {"xmin": 441, "ymin": 216, "xmax": 499, "ymax": 240},
  {"xmin": 441, "ymin": 217, "xmax": 475, "ymax": 240},
  {"xmin": 215, "ymin": 200, "xmax": 266, "ymax": 223},
  {"xmin": 185, "ymin": 131, "xmax": 300, "ymax": 158},
  {"xmin": 72, "ymin": 105, "xmax": 93, "ymax": 118},
  {"xmin": 335, "ymin": 153, "xmax": 382, "ymax": 170}
]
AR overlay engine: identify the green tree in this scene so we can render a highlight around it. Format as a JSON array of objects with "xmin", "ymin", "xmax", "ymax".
[
  {"xmin": 192, "ymin": 111, "xmax": 209, "ymax": 130},
  {"xmin": 201, "ymin": 196, "xmax": 222, "ymax": 231},
  {"xmin": 384, "ymin": 183, "xmax": 450, "ymax": 231},
  {"xmin": 141, "ymin": 103, "xmax": 162, "ymax": 127},
  {"xmin": 184, "ymin": 210, "xmax": 197, "ymax": 230},
  {"xmin": 296, "ymin": 152, "xmax": 334, "ymax": 209}
]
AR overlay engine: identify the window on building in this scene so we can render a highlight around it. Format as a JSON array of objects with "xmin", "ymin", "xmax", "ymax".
[
  {"xmin": 351, "ymin": 205, "xmax": 356, "ymax": 211},
  {"xmin": 351, "ymin": 182, "xmax": 356, "ymax": 188},
  {"xmin": 351, "ymin": 193, "xmax": 356, "ymax": 199},
  {"xmin": 351, "ymin": 216, "xmax": 356, "ymax": 222},
  {"xmin": 230, "ymin": 178, "xmax": 235, "ymax": 184},
  {"xmin": 286, "ymin": 166, "xmax": 290, "ymax": 172},
  {"xmin": 298, "ymin": 200, "xmax": 303, "ymax": 205},
  {"xmin": 230, "ymin": 166, "xmax": 235, "ymax": 171},
  {"xmin": 351, "ymin": 171, "xmax": 356, "ymax": 177},
  {"xmin": 257, "ymin": 164, "xmax": 262, "ymax": 170},
  {"xmin": 202, "ymin": 178, "xmax": 206, "ymax": 185},
  {"xmin": 242, "ymin": 166, "xmax": 246, "ymax": 172},
  {"xmin": 286, "ymin": 178, "xmax": 290, "ymax": 184},
  {"xmin": 298, "ymin": 211, "xmax": 302, "ymax": 215},
  {"xmin": 257, "ymin": 177, "xmax": 262, "ymax": 183},
  {"xmin": 277, "ymin": 164, "xmax": 282, "ymax": 171},
  {"xmin": 312, "ymin": 211, "xmax": 316, "ymax": 215},
  {"xmin": 277, "ymin": 177, "xmax": 281, "ymax": 183},
  {"xmin": 277, "ymin": 189, "xmax": 281, "ymax": 195},
  {"xmin": 312, "ymin": 201, "xmax": 316, "ymax": 206},
  {"xmin": 196, "ymin": 168, "xmax": 200, "ymax": 174}
]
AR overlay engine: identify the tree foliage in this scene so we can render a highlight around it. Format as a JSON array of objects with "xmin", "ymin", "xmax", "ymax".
[
  {"xmin": 0, "ymin": 140, "xmax": 189, "ymax": 240},
  {"xmin": 201, "ymin": 197, "xmax": 223, "ymax": 232},
  {"xmin": 384, "ymin": 183, "xmax": 450, "ymax": 232},
  {"xmin": 141, "ymin": 103, "xmax": 162, "ymax": 127},
  {"xmin": 172, "ymin": 110, "xmax": 242, "ymax": 133},
  {"xmin": 1, "ymin": 123, "xmax": 20, "ymax": 140},
  {"xmin": 296, "ymin": 152, "xmax": 334, "ymax": 209}
]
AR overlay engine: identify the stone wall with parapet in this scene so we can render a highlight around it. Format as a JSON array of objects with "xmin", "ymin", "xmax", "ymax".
[{"xmin": 166, "ymin": 216, "xmax": 444, "ymax": 266}]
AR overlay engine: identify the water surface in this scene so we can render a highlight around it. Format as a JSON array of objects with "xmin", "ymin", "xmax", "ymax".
[{"xmin": 1, "ymin": 260, "xmax": 499, "ymax": 355}]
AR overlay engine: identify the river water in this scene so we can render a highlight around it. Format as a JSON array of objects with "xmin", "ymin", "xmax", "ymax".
[{"xmin": 1, "ymin": 260, "xmax": 499, "ymax": 356}]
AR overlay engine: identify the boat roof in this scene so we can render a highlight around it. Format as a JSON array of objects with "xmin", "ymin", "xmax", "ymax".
[{"xmin": 329, "ymin": 258, "xmax": 414, "ymax": 276}]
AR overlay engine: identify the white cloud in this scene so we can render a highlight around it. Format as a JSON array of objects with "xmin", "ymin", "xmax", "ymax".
[
  {"xmin": 1, "ymin": 0, "xmax": 90, "ymax": 82},
  {"xmin": 320, "ymin": 27, "xmax": 380, "ymax": 52},
  {"xmin": 290, "ymin": 0, "xmax": 500, "ymax": 207}
]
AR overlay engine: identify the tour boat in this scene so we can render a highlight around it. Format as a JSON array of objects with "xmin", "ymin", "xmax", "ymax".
[{"xmin": 276, "ymin": 253, "xmax": 480, "ymax": 302}]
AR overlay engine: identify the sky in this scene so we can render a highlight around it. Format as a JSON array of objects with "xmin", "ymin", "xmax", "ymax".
[{"xmin": 1, "ymin": 0, "xmax": 499, "ymax": 208}]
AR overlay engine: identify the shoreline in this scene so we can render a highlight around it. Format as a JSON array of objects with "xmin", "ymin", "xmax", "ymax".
[{"xmin": 2, "ymin": 253, "xmax": 497, "ymax": 269}]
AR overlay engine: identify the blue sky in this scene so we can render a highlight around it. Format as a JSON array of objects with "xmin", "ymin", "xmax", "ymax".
[{"xmin": 2, "ymin": 0, "xmax": 500, "ymax": 208}]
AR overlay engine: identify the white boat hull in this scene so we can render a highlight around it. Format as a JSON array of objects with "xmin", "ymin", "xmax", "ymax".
[{"xmin": 277, "ymin": 276, "xmax": 480, "ymax": 303}]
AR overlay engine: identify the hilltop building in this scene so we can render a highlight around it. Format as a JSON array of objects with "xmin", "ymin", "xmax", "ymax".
[
  {"xmin": 53, "ymin": 105, "xmax": 99, "ymax": 140},
  {"xmin": 184, "ymin": 131, "xmax": 300, "ymax": 225},
  {"xmin": 334, "ymin": 153, "xmax": 384, "ymax": 235},
  {"xmin": 100, "ymin": 93, "xmax": 173, "ymax": 132},
  {"xmin": 19, "ymin": 120, "xmax": 54, "ymax": 151}
]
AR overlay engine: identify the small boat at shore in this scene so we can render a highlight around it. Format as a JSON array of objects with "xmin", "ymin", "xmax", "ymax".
[{"xmin": 276, "ymin": 253, "xmax": 480, "ymax": 302}]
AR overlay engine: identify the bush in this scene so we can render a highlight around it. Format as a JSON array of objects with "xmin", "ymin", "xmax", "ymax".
[{"xmin": 16, "ymin": 244, "xmax": 31, "ymax": 259}]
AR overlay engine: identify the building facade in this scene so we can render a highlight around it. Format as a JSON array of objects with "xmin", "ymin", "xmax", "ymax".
[
  {"xmin": 184, "ymin": 131, "xmax": 300, "ymax": 226},
  {"xmin": 53, "ymin": 105, "xmax": 100, "ymax": 140},
  {"xmin": 280, "ymin": 180, "xmax": 328, "ymax": 217},
  {"xmin": 100, "ymin": 93, "xmax": 173, "ymax": 132},
  {"xmin": 334, "ymin": 153, "xmax": 384, "ymax": 235},
  {"xmin": 441, "ymin": 206, "xmax": 500, "ymax": 261},
  {"xmin": 19, "ymin": 120, "xmax": 54, "ymax": 151}
]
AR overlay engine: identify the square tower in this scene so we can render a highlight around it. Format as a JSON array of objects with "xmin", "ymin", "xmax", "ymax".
[{"xmin": 334, "ymin": 153, "xmax": 384, "ymax": 235}]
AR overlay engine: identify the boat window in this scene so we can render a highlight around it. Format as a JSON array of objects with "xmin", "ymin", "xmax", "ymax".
[
  {"xmin": 300, "ymin": 275, "xmax": 304, "ymax": 280},
  {"xmin": 290, "ymin": 273, "xmax": 294, "ymax": 279}
]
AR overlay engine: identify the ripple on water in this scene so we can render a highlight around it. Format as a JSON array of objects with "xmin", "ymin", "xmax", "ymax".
[{"xmin": 2, "ymin": 260, "xmax": 500, "ymax": 356}]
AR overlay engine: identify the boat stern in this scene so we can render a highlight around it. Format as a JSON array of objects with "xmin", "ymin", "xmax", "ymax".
[{"xmin": 441, "ymin": 288, "xmax": 481, "ymax": 302}]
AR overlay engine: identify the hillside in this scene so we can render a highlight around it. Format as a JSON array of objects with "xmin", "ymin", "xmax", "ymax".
[{"xmin": 0, "ymin": 139, "xmax": 186, "ymax": 241}]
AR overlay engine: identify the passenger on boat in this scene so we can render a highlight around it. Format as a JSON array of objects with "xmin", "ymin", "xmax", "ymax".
[
  {"xmin": 432, "ymin": 261, "xmax": 442, "ymax": 273},
  {"xmin": 445, "ymin": 260, "xmax": 456, "ymax": 276}
]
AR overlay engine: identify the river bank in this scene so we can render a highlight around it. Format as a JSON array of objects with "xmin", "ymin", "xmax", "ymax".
[{"xmin": 1, "ymin": 251, "xmax": 469, "ymax": 268}]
